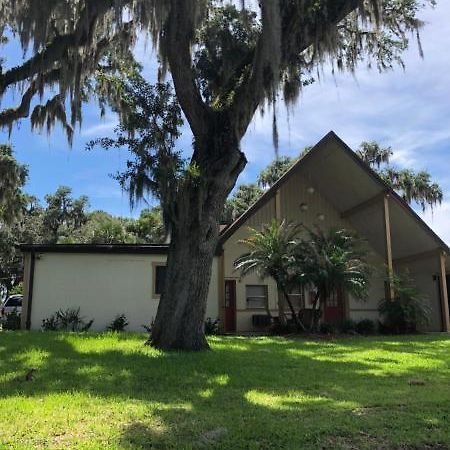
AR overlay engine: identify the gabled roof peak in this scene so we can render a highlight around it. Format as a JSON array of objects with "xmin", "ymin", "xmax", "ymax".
[{"xmin": 219, "ymin": 131, "xmax": 449, "ymax": 254}]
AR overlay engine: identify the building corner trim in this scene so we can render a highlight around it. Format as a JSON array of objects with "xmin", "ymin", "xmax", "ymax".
[{"xmin": 25, "ymin": 252, "xmax": 36, "ymax": 330}]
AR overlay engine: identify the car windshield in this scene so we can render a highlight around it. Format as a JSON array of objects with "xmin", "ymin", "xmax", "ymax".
[{"xmin": 6, "ymin": 297, "xmax": 22, "ymax": 307}]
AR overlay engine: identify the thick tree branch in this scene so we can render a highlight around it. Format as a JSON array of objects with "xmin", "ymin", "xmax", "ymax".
[
  {"xmin": 163, "ymin": 0, "xmax": 211, "ymax": 144},
  {"xmin": 0, "ymin": 84, "xmax": 36, "ymax": 126},
  {"xmin": 0, "ymin": 69, "xmax": 60, "ymax": 127}
]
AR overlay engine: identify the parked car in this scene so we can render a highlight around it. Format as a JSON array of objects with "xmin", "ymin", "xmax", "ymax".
[{"xmin": 0, "ymin": 294, "xmax": 23, "ymax": 319}]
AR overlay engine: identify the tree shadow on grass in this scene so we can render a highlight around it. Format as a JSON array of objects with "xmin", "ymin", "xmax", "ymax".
[{"xmin": 0, "ymin": 332, "xmax": 449, "ymax": 449}]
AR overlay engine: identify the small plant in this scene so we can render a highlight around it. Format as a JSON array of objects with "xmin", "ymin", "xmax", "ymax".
[
  {"xmin": 41, "ymin": 308, "xmax": 94, "ymax": 332},
  {"xmin": 355, "ymin": 319, "xmax": 376, "ymax": 335},
  {"xmin": 204, "ymin": 317, "xmax": 219, "ymax": 335},
  {"xmin": 339, "ymin": 319, "xmax": 356, "ymax": 334},
  {"xmin": 42, "ymin": 314, "xmax": 59, "ymax": 331},
  {"xmin": 9, "ymin": 283, "xmax": 23, "ymax": 295},
  {"xmin": 319, "ymin": 322, "xmax": 336, "ymax": 335},
  {"xmin": 2, "ymin": 310, "xmax": 21, "ymax": 330},
  {"xmin": 107, "ymin": 314, "xmax": 129, "ymax": 332},
  {"xmin": 379, "ymin": 274, "xmax": 431, "ymax": 334}
]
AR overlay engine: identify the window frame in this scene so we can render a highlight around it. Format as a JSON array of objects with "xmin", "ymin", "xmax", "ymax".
[
  {"xmin": 152, "ymin": 263, "xmax": 167, "ymax": 299},
  {"xmin": 245, "ymin": 284, "xmax": 269, "ymax": 310}
]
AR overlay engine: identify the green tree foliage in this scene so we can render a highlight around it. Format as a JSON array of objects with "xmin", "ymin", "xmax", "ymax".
[
  {"xmin": 235, "ymin": 223, "xmax": 371, "ymax": 332},
  {"xmin": 194, "ymin": 6, "xmax": 260, "ymax": 108},
  {"xmin": 234, "ymin": 220, "xmax": 305, "ymax": 329},
  {"xmin": 223, "ymin": 184, "xmax": 264, "ymax": 224},
  {"xmin": 126, "ymin": 207, "xmax": 166, "ymax": 244},
  {"xmin": 378, "ymin": 273, "xmax": 431, "ymax": 333},
  {"xmin": 0, "ymin": 146, "xmax": 28, "ymax": 296},
  {"xmin": 381, "ymin": 168, "xmax": 443, "ymax": 212},
  {"xmin": 61, "ymin": 211, "xmax": 136, "ymax": 245},
  {"xmin": 42, "ymin": 186, "xmax": 89, "ymax": 243},
  {"xmin": 295, "ymin": 227, "xmax": 371, "ymax": 330},
  {"xmin": 0, "ymin": 144, "xmax": 27, "ymax": 224},
  {"xmin": 356, "ymin": 141, "xmax": 443, "ymax": 211},
  {"xmin": 257, "ymin": 156, "xmax": 297, "ymax": 189},
  {"xmin": 356, "ymin": 141, "xmax": 393, "ymax": 168},
  {"xmin": 87, "ymin": 77, "xmax": 184, "ymax": 235},
  {"xmin": 0, "ymin": 227, "xmax": 22, "ymax": 296}
]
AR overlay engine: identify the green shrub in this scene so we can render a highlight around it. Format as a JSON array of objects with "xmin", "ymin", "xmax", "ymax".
[
  {"xmin": 355, "ymin": 319, "xmax": 376, "ymax": 335},
  {"xmin": 339, "ymin": 319, "xmax": 356, "ymax": 333},
  {"xmin": 42, "ymin": 315, "xmax": 59, "ymax": 331},
  {"xmin": 319, "ymin": 322, "xmax": 336, "ymax": 335},
  {"xmin": 9, "ymin": 283, "xmax": 23, "ymax": 296},
  {"xmin": 2, "ymin": 310, "xmax": 21, "ymax": 330},
  {"xmin": 42, "ymin": 308, "xmax": 94, "ymax": 332},
  {"xmin": 107, "ymin": 314, "xmax": 129, "ymax": 332},
  {"xmin": 379, "ymin": 275, "xmax": 431, "ymax": 334}
]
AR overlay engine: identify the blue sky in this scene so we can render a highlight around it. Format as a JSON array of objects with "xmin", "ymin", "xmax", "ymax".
[{"xmin": 1, "ymin": 2, "xmax": 449, "ymax": 243}]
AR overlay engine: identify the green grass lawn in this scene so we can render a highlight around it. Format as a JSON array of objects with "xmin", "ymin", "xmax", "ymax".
[{"xmin": 0, "ymin": 333, "xmax": 449, "ymax": 450}]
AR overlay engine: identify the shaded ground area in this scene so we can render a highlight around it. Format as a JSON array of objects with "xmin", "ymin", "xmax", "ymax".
[{"xmin": 0, "ymin": 332, "xmax": 449, "ymax": 449}]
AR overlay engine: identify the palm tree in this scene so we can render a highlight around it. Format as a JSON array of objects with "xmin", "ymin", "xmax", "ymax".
[
  {"xmin": 234, "ymin": 220, "xmax": 305, "ymax": 330},
  {"xmin": 257, "ymin": 157, "xmax": 296, "ymax": 189},
  {"xmin": 381, "ymin": 169, "xmax": 443, "ymax": 212},
  {"xmin": 355, "ymin": 141, "xmax": 443, "ymax": 212},
  {"xmin": 295, "ymin": 227, "xmax": 371, "ymax": 331},
  {"xmin": 356, "ymin": 141, "xmax": 393, "ymax": 168},
  {"xmin": 223, "ymin": 183, "xmax": 264, "ymax": 223}
]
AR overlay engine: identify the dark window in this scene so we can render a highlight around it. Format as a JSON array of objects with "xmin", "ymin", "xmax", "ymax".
[{"xmin": 154, "ymin": 266, "xmax": 166, "ymax": 296}]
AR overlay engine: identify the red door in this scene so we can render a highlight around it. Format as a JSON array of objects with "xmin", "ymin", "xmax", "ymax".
[
  {"xmin": 323, "ymin": 288, "xmax": 345, "ymax": 323},
  {"xmin": 224, "ymin": 280, "xmax": 236, "ymax": 332}
]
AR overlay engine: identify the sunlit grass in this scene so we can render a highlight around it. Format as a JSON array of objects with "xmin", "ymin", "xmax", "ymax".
[{"xmin": 0, "ymin": 332, "xmax": 449, "ymax": 449}]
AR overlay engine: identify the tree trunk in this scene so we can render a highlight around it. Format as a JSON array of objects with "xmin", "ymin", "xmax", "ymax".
[
  {"xmin": 149, "ymin": 136, "xmax": 246, "ymax": 351},
  {"xmin": 309, "ymin": 291, "xmax": 321, "ymax": 332},
  {"xmin": 277, "ymin": 289, "xmax": 287, "ymax": 326},
  {"xmin": 283, "ymin": 290, "xmax": 306, "ymax": 332}
]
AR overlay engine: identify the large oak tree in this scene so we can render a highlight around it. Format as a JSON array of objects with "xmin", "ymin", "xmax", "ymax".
[{"xmin": 0, "ymin": 0, "xmax": 435, "ymax": 350}]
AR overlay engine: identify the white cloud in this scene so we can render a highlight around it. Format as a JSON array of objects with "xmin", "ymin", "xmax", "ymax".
[{"xmin": 80, "ymin": 120, "xmax": 118, "ymax": 137}]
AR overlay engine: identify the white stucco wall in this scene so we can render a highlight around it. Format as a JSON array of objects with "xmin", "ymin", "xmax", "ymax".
[{"xmin": 28, "ymin": 252, "xmax": 219, "ymax": 332}]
